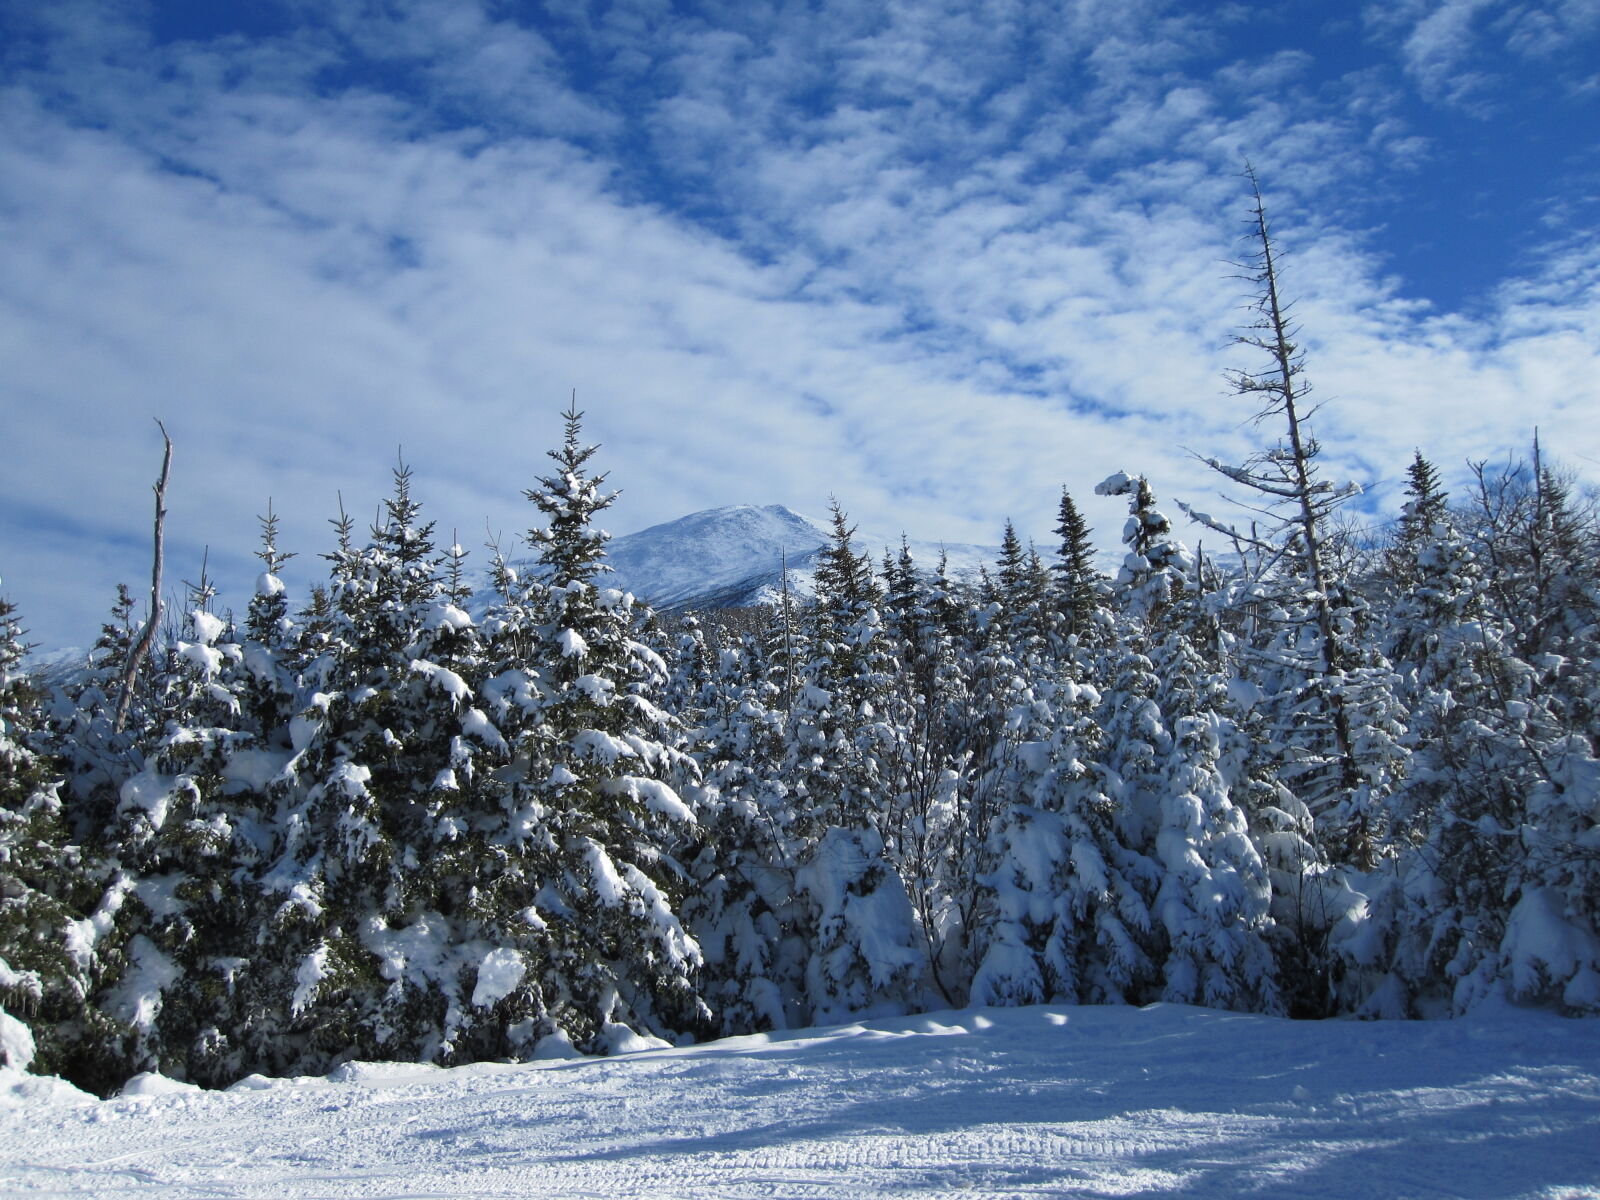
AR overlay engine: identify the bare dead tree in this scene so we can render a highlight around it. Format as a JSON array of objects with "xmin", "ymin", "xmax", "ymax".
[
  {"xmin": 1180, "ymin": 166, "xmax": 1378, "ymax": 865},
  {"xmin": 114, "ymin": 420, "xmax": 173, "ymax": 734},
  {"xmin": 779, "ymin": 545, "xmax": 795, "ymax": 713}
]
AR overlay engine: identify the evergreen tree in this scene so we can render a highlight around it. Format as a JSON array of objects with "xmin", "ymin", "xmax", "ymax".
[
  {"xmin": 972, "ymin": 661, "xmax": 1155, "ymax": 1007},
  {"xmin": 498, "ymin": 405, "xmax": 707, "ymax": 1052},
  {"xmin": 255, "ymin": 463, "xmax": 497, "ymax": 1074},
  {"xmin": 679, "ymin": 629, "xmax": 799, "ymax": 1034},
  {"xmin": 787, "ymin": 502, "xmax": 922, "ymax": 1021},
  {"xmin": 1374, "ymin": 498, "xmax": 1600, "ymax": 1015},
  {"xmin": 0, "ymin": 590, "xmax": 122, "ymax": 1086},
  {"xmin": 1093, "ymin": 471, "xmax": 1280, "ymax": 1010},
  {"xmin": 1053, "ymin": 489, "xmax": 1102, "ymax": 647},
  {"xmin": 1386, "ymin": 451, "xmax": 1449, "ymax": 590},
  {"xmin": 90, "ymin": 572, "xmax": 281, "ymax": 1085}
]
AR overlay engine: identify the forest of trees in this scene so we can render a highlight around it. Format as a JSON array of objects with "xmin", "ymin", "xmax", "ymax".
[{"xmin": 4, "ymin": 192, "xmax": 1599, "ymax": 1095}]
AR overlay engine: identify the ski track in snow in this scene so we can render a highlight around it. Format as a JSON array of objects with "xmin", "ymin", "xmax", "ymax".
[{"xmin": 4, "ymin": 1004, "xmax": 1599, "ymax": 1199}]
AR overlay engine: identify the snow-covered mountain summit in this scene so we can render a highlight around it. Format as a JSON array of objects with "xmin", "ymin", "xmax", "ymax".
[
  {"xmin": 487, "ymin": 504, "xmax": 999, "ymax": 614},
  {"xmin": 600, "ymin": 504, "xmax": 828, "ymax": 610}
]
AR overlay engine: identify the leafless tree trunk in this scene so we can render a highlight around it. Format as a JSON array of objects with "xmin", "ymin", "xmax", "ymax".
[{"xmin": 114, "ymin": 421, "xmax": 173, "ymax": 734}]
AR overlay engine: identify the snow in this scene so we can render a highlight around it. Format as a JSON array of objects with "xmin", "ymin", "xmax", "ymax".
[
  {"xmin": 600, "ymin": 775, "xmax": 695, "ymax": 822},
  {"xmin": 423, "ymin": 602, "xmax": 473, "ymax": 632},
  {"xmin": 223, "ymin": 747, "xmax": 293, "ymax": 793},
  {"xmin": 188, "ymin": 609, "xmax": 226, "ymax": 646},
  {"xmin": 104, "ymin": 935, "xmax": 181, "ymax": 1032},
  {"xmin": 176, "ymin": 639, "xmax": 224, "ymax": 677},
  {"xmin": 329, "ymin": 761, "xmax": 371, "ymax": 800},
  {"xmin": 460, "ymin": 706, "xmax": 507, "ymax": 751},
  {"xmin": 117, "ymin": 770, "xmax": 177, "ymax": 829},
  {"xmin": 119, "ymin": 1073, "xmax": 202, "ymax": 1098},
  {"xmin": 3, "ymin": 1004, "xmax": 1598, "ymax": 1197},
  {"xmin": 0, "ymin": 1067, "xmax": 93, "ymax": 1111},
  {"xmin": 470, "ymin": 948, "xmax": 526, "ymax": 1009},
  {"xmin": 0, "ymin": 1010, "xmax": 34, "ymax": 1071},
  {"xmin": 596, "ymin": 1022, "xmax": 670, "ymax": 1055},
  {"xmin": 584, "ymin": 840, "xmax": 627, "ymax": 907},
  {"xmin": 291, "ymin": 944, "xmax": 330, "ymax": 1015},
  {"xmin": 1095, "ymin": 470, "xmax": 1136, "ymax": 495},
  {"xmin": 410, "ymin": 658, "xmax": 470, "ymax": 705},
  {"xmin": 531, "ymin": 1027, "xmax": 581, "ymax": 1060},
  {"xmin": 571, "ymin": 729, "xmax": 637, "ymax": 764},
  {"xmin": 1504, "ymin": 887, "xmax": 1600, "ymax": 1010}
]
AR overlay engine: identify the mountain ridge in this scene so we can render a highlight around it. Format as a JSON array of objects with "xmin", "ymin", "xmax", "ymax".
[{"xmin": 486, "ymin": 504, "xmax": 999, "ymax": 614}]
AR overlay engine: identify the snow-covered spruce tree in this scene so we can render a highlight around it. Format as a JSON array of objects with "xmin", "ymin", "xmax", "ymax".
[
  {"xmin": 1460, "ymin": 446, "xmax": 1599, "ymax": 666},
  {"xmin": 785, "ymin": 504, "xmax": 881, "ymax": 840},
  {"xmin": 670, "ymin": 566, "xmax": 819, "ymax": 1033},
  {"xmin": 1053, "ymin": 488, "xmax": 1108, "ymax": 655},
  {"xmin": 1144, "ymin": 566, "xmax": 1279, "ymax": 1012},
  {"xmin": 678, "ymin": 626, "xmax": 800, "ymax": 1034},
  {"xmin": 993, "ymin": 521, "xmax": 1053, "ymax": 658},
  {"xmin": 1468, "ymin": 450, "xmax": 1600, "ymax": 767},
  {"xmin": 232, "ymin": 503, "xmax": 300, "ymax": 746},
  {"xmin": 964, "ymin": 497, "xmax": 1155, "ymax": 1009},
  {"xmin": 52, "ymin": 586, "xmax": 149, "ymax": 837},
  {"xmin": 942, "ymin": 551, "xmax": 1036, "ymax": 994},
  {"xmin": 82, "ymin": 567, "xmax": 290, "ymax": 1086},
  {"xmin": 876, "ymin": 543, "xmax": 977, "ymax": 1006},
  {"xmin": 787, "ymin": 502, "xmax": 922, "ymax": 1023},
  {"xmin": 496, "ymin": 405, "xmax": 706, "ymax": 1053},
  {"xmin": 1381, "ymin": 452, "xmax": 1450, "ymax": 598},
  {"xmin": 1088, "ymin": 474, "xmax": 1183, "ymax": 908},
  {"xmin": 660, "ymin": 615, "xmax": 713, "ymax": 729},
  {"xmin": 256, "ymin": 464, "xmax": 503, "ymax": 1073},
  {"xmin": 970, "ymin": 653, "xmax": 1147, "ymax": 1007},
  {"xmin": 0, "ymin": 589, "xmax": 122, "ymax": 1087},
  {"xmin": 1082, "ymin": 470, "xmax": 1279, "ymax": 1012},
  {"xmin": 31, "ymin": 582, "xmax": 181, "ymax": 1088},
  {"xmin": 158, "ymin": 513, "xmax": 313, "ymax": 1078},
  {"xmin": 1371, "ymin": 492, "xmax": 1600, "ymax": 1015},
  {"xmin": 1094, "ymin": 473, "xmax": 1267, "ymax": 1011}
]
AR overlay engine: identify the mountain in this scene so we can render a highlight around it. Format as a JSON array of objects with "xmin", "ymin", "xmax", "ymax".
[
  {"xmin": 597, "ymin": 504, "xmax": 828, "ymax": 611},
  {"xmin": 574, "ymin": 504, "xmax": 998, "ymax": 613}
]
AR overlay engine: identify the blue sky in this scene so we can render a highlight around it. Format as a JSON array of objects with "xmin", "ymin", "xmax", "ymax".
[{"xmin": 2, "ymin": 0, "xmax": 1598, "ymax": 649}]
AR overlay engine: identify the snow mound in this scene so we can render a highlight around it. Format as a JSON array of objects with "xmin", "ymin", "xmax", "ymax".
[
  {"xmin": 0, "ymin": 1067, "xmax": 95, "ymax": 1110},
  {"xmin": 120, "ymin": 1072, "xmax": 202, "ymax": 1097},
  {"xmin": 325, "ymin": 1061, "xmax": 443, "ymax": 1085},
  {"xmin": 597, "ymin": 1022, "xmax": 672, "ymax": 1056},
  {"xmin": 0, "ymin": 1009, "xmax": 35, "ymax": 1071}
]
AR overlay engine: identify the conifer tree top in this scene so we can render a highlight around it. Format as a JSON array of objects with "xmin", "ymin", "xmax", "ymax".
[{"xmin": 526, "ymin": 404, "xmax": 617, "ymax": 588}]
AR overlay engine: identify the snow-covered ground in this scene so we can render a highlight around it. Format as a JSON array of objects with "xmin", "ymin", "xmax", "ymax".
[{"xmin": 3, "ymin": 1003, "xmax": 1598, "ymax": 1199}]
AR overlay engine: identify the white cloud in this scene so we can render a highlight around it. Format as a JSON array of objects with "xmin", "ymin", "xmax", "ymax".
[
  {"xmin": 0, "ymin": 0, "xmax": 1597, "ymax": 647},
  {"xmin": 1365, "ymin": 0, "xmax": 1600, "ymax": 108}
]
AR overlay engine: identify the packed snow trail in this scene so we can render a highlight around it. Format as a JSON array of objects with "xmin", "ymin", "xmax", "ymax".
[{"xmin": 3, "ymin": 1003, "xmax": 1599, "ymax": 1199}]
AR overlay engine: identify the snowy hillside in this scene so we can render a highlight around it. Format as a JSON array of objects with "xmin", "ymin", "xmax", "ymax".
[
  {"xmin": 4, "ymin": 1002, "xmax": 1598, "ymax": 1199},
  {"xmin": 481, "ymin": 504, "xmax": 999, "ymax": 613}
]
